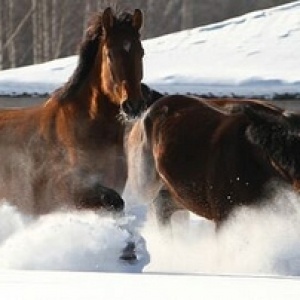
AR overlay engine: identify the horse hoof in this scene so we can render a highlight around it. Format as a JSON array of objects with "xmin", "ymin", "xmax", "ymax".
[
  {"xmin": 101, "ymin": 189, "xmax": 124, "ymax": 212},
  {"xmin": 120, "ymin": 241, "xmax": 137, "ymax": 262},
  {"xmin": 77, "ymin": 185, "xmax": 125, "ymax": 212}
]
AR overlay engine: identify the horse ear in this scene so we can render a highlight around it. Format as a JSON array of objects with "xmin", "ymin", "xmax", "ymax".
[
  {"xmin": 102, "ymin": 7, "xmax": 114, "ymax": 34},
  {"xmin": 132, "ymin": 9, "xmax": 143, "ymax": 31}
]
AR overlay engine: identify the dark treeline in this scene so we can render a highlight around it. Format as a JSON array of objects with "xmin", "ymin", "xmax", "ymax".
[{"xmin": 0, "ymin": 0, "xmax": 293, "ymax": 70}]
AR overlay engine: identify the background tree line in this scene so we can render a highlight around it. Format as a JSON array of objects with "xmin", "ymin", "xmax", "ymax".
[{"xmin": 0, "ymin": 0, "xmax": 293, "ymax": 70}]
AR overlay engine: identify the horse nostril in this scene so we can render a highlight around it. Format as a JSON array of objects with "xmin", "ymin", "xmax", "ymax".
[
  {"xmin": 121, "ymin": 101, "xmax": 132, "ymax": 115},
  {"xmin": 121, "ymin": 100, "xmax": 145, "ymax": 117}
]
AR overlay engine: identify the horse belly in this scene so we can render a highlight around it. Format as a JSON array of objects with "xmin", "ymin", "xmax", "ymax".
[
  {"xmin": 156, "ymin": 150, "xmax": 214, "ymax": 220},
  {"xmin": 171, "ymin": 182, "xmax": 214, "ymax": 221}
]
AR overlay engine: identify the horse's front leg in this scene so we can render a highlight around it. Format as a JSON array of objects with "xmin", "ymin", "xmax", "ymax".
[
  {"xmin": 153, "ymin": 187, "xmax": 186, "ymax": 226},
  {"xmin": 59, "ymin": 168, "xmax": 124, "ymax": 213},
  {"xmin": 75, "ymin": 182, "xmax": 124, "ymax": 213}
]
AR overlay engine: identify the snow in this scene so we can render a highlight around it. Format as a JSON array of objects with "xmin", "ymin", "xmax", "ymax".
[
  {"xmin": 143, "ymin": 1, "xmax": 300, "ymax": 97},
  {"xmin": 0, "ymin": 1, "xmax": 299, "ymax": 98},
  {"xmin": 2, "ymin": 270, "xmax": 300, "ymax": 300},
  {"xmin": 3, "ymin": 186, "xmax": 300, "ymax": 276},
  {"xmin": 1, "ymin": 1, "xmax": 300, "ymax": 298},
  {"xmin": 0, "ymin": 205, "xmax": 148, "ymax": 273},
  {"xmin": 1, "ymin": 186, "xmax": 300, "ymax": 298}
]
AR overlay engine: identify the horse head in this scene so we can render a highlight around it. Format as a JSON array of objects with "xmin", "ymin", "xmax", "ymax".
[
  {"xmin": 99, "ymin": 8, "xmax": 145, "ymax": 119},
  {"xmin": 244, "ymin": 105, "xmax": 300, "ymax": 187}
]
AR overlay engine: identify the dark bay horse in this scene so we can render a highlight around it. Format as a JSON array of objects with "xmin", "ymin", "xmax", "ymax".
[
  {"xmin": 0, "ymin": 8, "xmax": 145, "ymax": 215},
  {"xmin": 125, "ymin": 95, "xmax": 300, "ymax": 226}
]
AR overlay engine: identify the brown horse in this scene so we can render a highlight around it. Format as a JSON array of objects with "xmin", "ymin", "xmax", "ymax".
[
  {"xmin": 0, "ymin": 8, "xmax": 145, "ymax": 215},
  {"xmin": 125, "ymin": 95, "xmax": 300, "ymax": 226}
]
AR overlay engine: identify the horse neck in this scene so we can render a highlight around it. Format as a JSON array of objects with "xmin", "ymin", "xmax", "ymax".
[
  {"xmin": 64, "ymin": 55, "xmax": 120, "ymax": 123},
  {"xmin": 75, "ymin": 85, "xmax": 120, "ymax": 122}
]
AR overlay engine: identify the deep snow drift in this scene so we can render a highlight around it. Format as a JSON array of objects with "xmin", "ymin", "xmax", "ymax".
[{"xmin": 1, "ymin": 185, "xmax": 300, "ymax": 276}]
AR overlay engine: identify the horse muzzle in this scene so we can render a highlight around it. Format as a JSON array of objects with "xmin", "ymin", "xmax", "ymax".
[
  {"xmin": 103, "ymin": 189, "xmax": 125, "ymax": 212},
  {"xmin": 121, "ymin": 99, "xmax": 146, "ymax": 119}
]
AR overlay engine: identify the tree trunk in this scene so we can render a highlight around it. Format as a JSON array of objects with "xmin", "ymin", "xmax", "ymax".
[
  {"xmin": 51, "ymin": 0, "xmax": 57, "ymax": 58},
  {"xmin": 83, "ymin": 0, "xmax": 93, "ymax": 37},
  {"xmin": 0, "ymin": 0, "xmax": 4, "ymax": 69},
  {"xmin": 181, "ymin": 0, "xmax": 194, "ymax": 30},
  {"xmin": 42, "ymin": 0, "xmax": 50, "ymax": 61},
  {"xmin": 8, "ymin": 0, "xmax": 16, "ymax": 68},
  {"xmin": 54, "ymin": 0, "xmax": 66, "ymax": 59},
  {"xmin": 32, "ymin": 0, "xmax": 39, "ymax": 63}
]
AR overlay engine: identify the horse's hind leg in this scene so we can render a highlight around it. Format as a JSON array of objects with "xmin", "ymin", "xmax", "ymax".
[{"xmin": 153, "ymin": 188, "xmax": 183, "ymax": 226}]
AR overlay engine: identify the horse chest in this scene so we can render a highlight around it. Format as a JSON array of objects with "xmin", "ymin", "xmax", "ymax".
[{"xmin": 79, "ymin": 141, "xmax": 126, "ymax": 191}]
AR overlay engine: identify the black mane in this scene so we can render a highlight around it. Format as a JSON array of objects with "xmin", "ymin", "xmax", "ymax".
[
  {"xmin": 245, "ymin": 108, "xmax": 300, "ymax": 179},
  {"xmin": 53, "ymin": 11, "xmax": 138, "ymax": 101}
]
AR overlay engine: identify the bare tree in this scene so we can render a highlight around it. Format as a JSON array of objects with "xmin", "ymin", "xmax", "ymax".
[
  {"xmin": 42, "ymin": 0, "xmax": 50, "ymax": 61},
  {"xmin": 32, "ymin": 0, "xmax": 41, "ymax": 63},
  {"xmin": 51, "ymin": 0, "xmax": 57, "ymax": 57},
  {"xmin": 83, "ymin": 0, "xmax": 94, "ymax": 37},
  {"xmin": 7, "ymin": 0, "xmax": 16, "ymax": 67},
  {"xmin": 181, "ymin": 0, "xmax": 194, "ymax": 30},
  {"xmin": 0, "ymin": 0, "xmax": 4, "ymax": 69}
]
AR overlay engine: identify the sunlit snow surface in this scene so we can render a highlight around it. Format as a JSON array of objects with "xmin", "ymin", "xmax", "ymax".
[
  {"xmin": 0, "ymin": 185, "xmax": 300, "ymax": 277},
  {"xmin": 0, "ymin": 205, "xmax": 148, "ymax": 273}
]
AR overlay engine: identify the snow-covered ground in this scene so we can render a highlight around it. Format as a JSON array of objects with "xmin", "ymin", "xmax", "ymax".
[
  {"xmin": 1, "ymin": 1, "xmax": 300, "ymax": 298},
  {"xmin": 144, "ymin": 0, "xmax": 300, "ymax": 97},
  {"xmin": 0, "ymin": 1, "xmax": 299, "ymax": 98},
  {"xmin": 2, "ymin": 186, "xmax": 300, "ymax": 276},
  {"xmin": 3, "ymin": 270, "xmax": 300, "ymax": 300},
  {"xmin": 2, "ymin": 186, "xmax": 300, "ymax": 299}
]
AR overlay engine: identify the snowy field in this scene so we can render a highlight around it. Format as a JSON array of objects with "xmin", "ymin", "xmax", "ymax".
[
  {"xmin": 1, "ymin": 1, "xmax": 300, "ymax": 299},
  {"xmin": 2, "ymin": 187, "xmax": 300, "ymax": 276}
]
